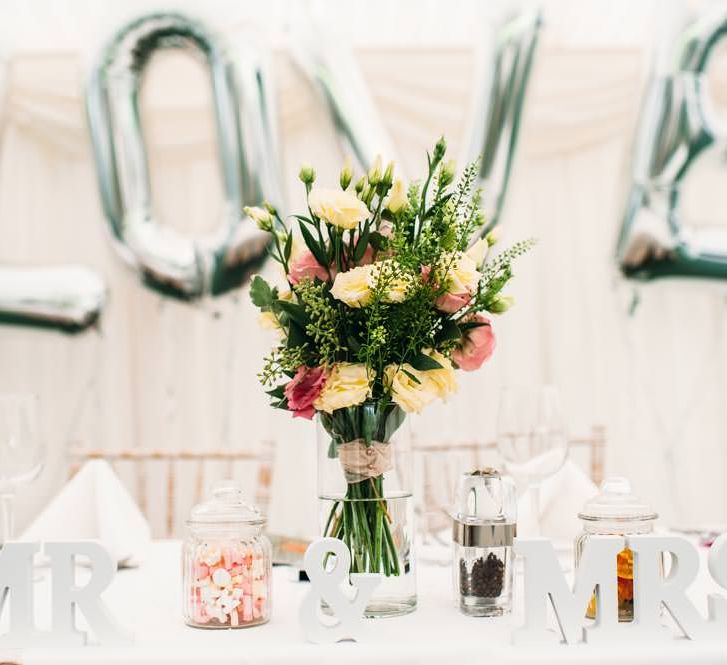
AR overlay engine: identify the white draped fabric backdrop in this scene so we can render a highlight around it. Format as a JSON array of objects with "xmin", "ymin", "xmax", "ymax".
[{"xmin": 1, "ymin": 0, "xmax": 726, "ymax": 537}]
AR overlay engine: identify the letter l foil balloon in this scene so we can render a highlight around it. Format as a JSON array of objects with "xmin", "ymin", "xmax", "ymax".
[{"xmin": 86, "ymin": 13, "xmax": 283, "ymax": 299}]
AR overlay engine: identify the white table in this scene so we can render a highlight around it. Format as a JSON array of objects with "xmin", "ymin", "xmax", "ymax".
[{"xmin": 7, "ymin": 540, "xmax": 727, "ymax": 664}]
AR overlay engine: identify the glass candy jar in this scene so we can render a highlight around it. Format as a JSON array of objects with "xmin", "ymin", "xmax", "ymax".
[
  {"xmin": 452, "ymin": 469, "xmax": 517, "ymax": 617},
  {"xmin": 183, "ymin": 480, "xmax": 272, "ymax": 629},
  {"xmin": 575, "ymin": 476, "xmax": 658, "ymax": 622}
]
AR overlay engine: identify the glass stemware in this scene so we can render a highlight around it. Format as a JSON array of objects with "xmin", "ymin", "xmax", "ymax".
[
  {"xmin": 496, "ymin": 385, "xmax": 569, "ymax": 536},
  {"xmin": 0, "ymin": 393, "xmax": 44, "ymax": 545}
]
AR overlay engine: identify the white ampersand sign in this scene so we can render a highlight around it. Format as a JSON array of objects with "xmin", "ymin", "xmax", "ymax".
[{"xmin": 299, "ymin": 537, "xmax": 381, "ymax": 644}]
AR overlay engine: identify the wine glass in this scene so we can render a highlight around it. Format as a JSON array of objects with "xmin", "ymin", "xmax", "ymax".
[
  {"xmin": 0, "ymin": 393, "xmax": 44, "ymax": 545},
  {"xmin": 496, "ymin": 385, "xmax": 568, "ymax": 536}
]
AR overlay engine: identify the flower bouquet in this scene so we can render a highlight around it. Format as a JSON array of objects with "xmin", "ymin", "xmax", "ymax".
[{"xmin": 249, "ymin": 138, "xmax": 532, "ymax": 615}]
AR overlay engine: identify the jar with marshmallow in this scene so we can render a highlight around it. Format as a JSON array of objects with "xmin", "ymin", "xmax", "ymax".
[{"xmin": 183, "ymin": 480, "xmax": 272, "ymax": 628}]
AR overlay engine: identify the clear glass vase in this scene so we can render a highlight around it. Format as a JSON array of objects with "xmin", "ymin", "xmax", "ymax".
[{"xmin": 317, "ymin": 399, "xmax": 416, "ymax": 617}]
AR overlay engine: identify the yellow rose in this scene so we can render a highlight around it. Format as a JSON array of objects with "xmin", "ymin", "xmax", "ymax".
[
  {"xmin": 314, "ymin": 363, "xmax": 374, "ymax": 413},
  {"xmin": 330, "ymin": 265, "xmax": 374, "ymax": 308},
  {"xmin": 384, "ymin": 364, "xmax": 437, "ymax": 414},
  {"xmin": 386, "ymin": 178, "xmax": 408, "ymax": 214},
  {"xmin": 309, "ymin": 188, "xmax": 370, "ymax": 230},
  {"xmin": 421, "ymin": 349, "xmax": 457, "ymax": 400},
  {"xmin": 368, "ymin": 260, "xmax": 412, "ymax": 304}
]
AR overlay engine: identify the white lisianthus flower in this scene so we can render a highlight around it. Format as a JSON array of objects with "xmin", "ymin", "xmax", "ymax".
[
  {"xmin": 309, "ymin": 188, "xmax": 370, "ymax": 230},
  {"xmin": 368, "ymin": 260, "xmax": 412, "ymax": 304},
  {"xmin": 330, "ymin": 265, "xmax": 374, "ymax": 308},
  {"xmin": 384, "ymin": 364, "xmax": 437, "ymax": 414},
  {"xmin": 384, "ymin": 350, "xmax": 457, "ymax": 413},
  {"xmin": 257, "ymin": 311, "xmax": 281, "ymax": 333},
  {"xmin": 386, "ymin": 178, "xmax": 408, "ymax": 214},
  {"xmin": 314, "ymin": 363, "xmax": 374, "ymax": 413},
  {"xmin": 466, "ymin": 237, "xmax": 490, "ymax": 268},
  {"xmin": 421, "ymin": 349, "xmax": 457, "ymax": 400},
  {"xmin": 444, "ymin": 252, "xmax": 481, "ymax": 294}
]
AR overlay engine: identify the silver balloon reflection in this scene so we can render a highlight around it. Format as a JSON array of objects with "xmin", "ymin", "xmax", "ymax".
[
  {"xmin": 289, "ymin": 23, "xmax": 399, "ymax": 173},
  {"xmin": 86, "ymin": 13, "xmax": 282, "ymax": 299},
  {"xmin": 0, "ymin": 266, "xmax": 105, "ymax": 332},
  {"xmin": 460, "ymin": 7, "xmax": 542, "ymax": 233},
  {"xmin": 617, "ymin": 7, "xmax": 727, "ymax": 281}
]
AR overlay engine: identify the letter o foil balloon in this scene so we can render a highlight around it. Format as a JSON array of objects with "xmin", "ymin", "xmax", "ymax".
[
  {"xmin": 617, "ymin": 7, "xmax": 727, "ymax": 280},
  {"xmin": 86, "ymin": 13, "xmax": 283, "ymax": 299},
  {"xmin": 0, "ymin": 266, "xmax": 105, "ymax": 333}
]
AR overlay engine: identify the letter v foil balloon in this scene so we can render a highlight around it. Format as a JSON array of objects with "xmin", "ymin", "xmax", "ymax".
[
  {"xmin": 86, "ymin": 13, "xmax": 283, "ymax": 299},
  {"xmin": 618, "ymin": 7, "xmax": 727, "ymax": 280},
  {"xmin": 460, "ymin": 7, "xmax": 542, "ymax": 235}
]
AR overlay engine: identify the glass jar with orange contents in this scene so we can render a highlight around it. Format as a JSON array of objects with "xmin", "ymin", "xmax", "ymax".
[{"xmin": 575, "ymin": 477, "xmax": 658, "ymax": 622}]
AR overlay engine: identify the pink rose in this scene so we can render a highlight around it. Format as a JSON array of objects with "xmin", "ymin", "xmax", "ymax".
[
  {"xmin": 421, "ymin": 265, "xmax": 472, "ymax": 313},
  {"xmin": 451, "ymin": 314, "xmax": 496, "ymax": 371},
  {"xmin": 284, "ymin": 366, "xmax": 328, "ymax": 419},
  {"xmin": 435, "ymin": 291, "xmax": 472, "ymax": 313},
  {"xmin": 288, "ymin": 251, "xmax": 330, "ymax": 285}
]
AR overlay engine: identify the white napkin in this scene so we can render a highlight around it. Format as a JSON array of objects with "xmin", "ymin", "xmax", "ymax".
[
  {"xmin": 20, "ymin": 460, "xmax": 151, "ymax": 566},
  {"xmin": 516, "ymin": 459, "xmax": 597, "ymax": 543}
]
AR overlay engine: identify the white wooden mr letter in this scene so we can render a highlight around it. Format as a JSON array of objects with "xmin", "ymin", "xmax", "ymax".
[{"xmin": 0, "ymin": 541, "xmax": 129, "ymax": 647}]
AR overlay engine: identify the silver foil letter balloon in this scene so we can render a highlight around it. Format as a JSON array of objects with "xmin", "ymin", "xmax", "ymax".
[
  {"xmin": 86, "ymin": 13, "xmax": 283, "ymax": 299},
  {"xmin": 0, "ymin": 265, "xmax": 105, "ymax": 333},
  {"xmin": 617, "ymin": 7, "xmax": 727, "ymax": 281},
  {"xmin": 289, "ymin": 19, "xmax": 399, "ymax": 174},
  {"xmin": 460, "ymin": 7, "xmax": 542, "ymax": 234}
]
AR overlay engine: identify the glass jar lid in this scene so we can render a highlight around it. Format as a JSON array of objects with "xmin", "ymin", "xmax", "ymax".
[
  {"xmin": 578, "ymin": 476, "xmax": 657, "ymax": 522},
  {"xmin": 452, "ymin": 468, "xmax": 517, "ymax": 525},
  {"xmin": 187, "ymin": 479, "xmax": 265, "ymax": 527}
]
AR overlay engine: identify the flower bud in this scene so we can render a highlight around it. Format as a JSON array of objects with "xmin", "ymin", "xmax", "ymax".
[
  {"xmin": 354, "ymin": 176, "xmax": 366, "ymax": 194},
  {"xmin": 489, "ymin": 294, "xmax": 514, "ymax": 313},
  {"xmin": 486, "ymin": 226, "xmax": 501, "ymax": 247},
  {"xmin": 381, "ymin": 161, "xmax": 395, "ymax": 187},
  {"xmin": 386, "ymin": 178, "xmax": 408, "ymax": 215},
  {"xmin": 244, "ymin": 206, "xmax": 273, "ymax": 231},
  {"xmin": 368, "ymin": 155, "xmax": 382, "ymax": 185},
  {"xmin": 433, "ymin": 136, "xmax": 447, "ymax": 161},
  {"xmin": 298, "ymin": 164, "xmax": 316, "ymax": 186},
  {"xmin": 263, "ymin": 201, "xmax": 277, "ymax": 215},
  {"xmin": 339, "ymin": 156, "xmax": 353, "ymax": 190},
  {"xmin": 440, "ymin": 159, "xmax": 456, "ymax": 186}
]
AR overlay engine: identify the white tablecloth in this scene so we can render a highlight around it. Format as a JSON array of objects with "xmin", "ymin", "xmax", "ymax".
[{"xmin": 7, "ymin": 541, "xmax": 727, "ymax": 664}]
